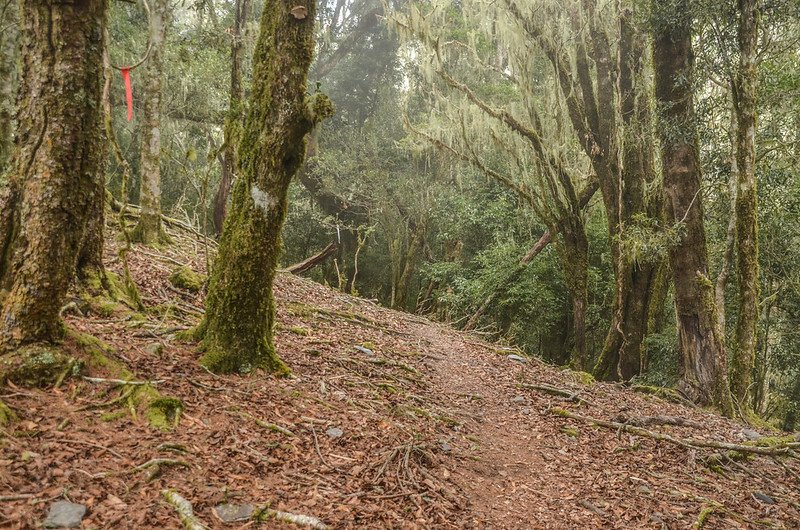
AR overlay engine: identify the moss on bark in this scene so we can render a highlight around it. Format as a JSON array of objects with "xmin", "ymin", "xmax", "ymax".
[
  {"xmin": 0, "ymin": 0, "xmax": 107, "ymax": 356},
  {"xmin": 198, "ymin": 0, "xmax": 332, "ymax": 375}
]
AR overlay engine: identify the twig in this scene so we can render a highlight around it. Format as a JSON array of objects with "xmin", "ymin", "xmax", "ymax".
[
  {"xmin": 0, "ymin": 494, "xmax": 36, "ymax": 501},
  {"xmin": 58, "ymin": 438, "xmax": 124, "ymax": 458},
  {"xmin": 309, "ymin": 424, "xmax": 333, "ymax": 469}
]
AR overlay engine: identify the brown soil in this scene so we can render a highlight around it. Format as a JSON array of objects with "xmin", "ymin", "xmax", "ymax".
[{"xmin": 1, "ymin": 226, "xmax": 798, "ymax": 529}]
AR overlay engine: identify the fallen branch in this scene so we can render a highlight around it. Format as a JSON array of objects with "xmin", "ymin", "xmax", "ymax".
[
  {"xmin": 82, "ymin": 376, "xmax": 164, "ymax": 386},
  {"xmin": 610, "ymin": 413, "xmax": 705, "ymax": 429},
  {"xmin": 254, "ymin": 505, "xmax": 327, "ymax": 529},
  {"xmin": 520, "ymin": 383, "xmax": 593, "ymax": 406},
  {"xmin": 552, "ymin": 408, "xmax": 798, "ymax": 457},
  {"xmin": 161, "ymin": 489, "xmax": 210, "ymax": 530},
  {"xmin": 254, "ymin": 418, "xmax": 295, "ymax": 437},
  {"xmin": 0, "ymin": 494, "xmax": 36, "ymax": 501},
  {"xmin": 282, "ymin": 243, "xmax": 338, "ymax": 275}
]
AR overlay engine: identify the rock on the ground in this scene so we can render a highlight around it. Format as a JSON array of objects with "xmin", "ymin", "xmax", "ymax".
[
  {"xmin": 353, "ymin": 345, "xmax": 374, "ymax": 355},
  {"xmin": 213, "ymin": 503, "xmax": 255, "ymax": 523},
  {"xmin": 511, "ymin": 396, "xmax": 526, "ymax": 404},
  {"xmin": 326, "ymin": 427, "xmax": 344, "ymax": 439},
  {"xmin": 752, "ymin": 491, "xmax": 776, "ymax": 504},
  {"xmin": 44, "ymin": 501, "xmax": 86, "ymax": 528},
  {"xmin": 507, "ymin": 354, "xmax": 527, "ymax": 363},
  {"xmin": 740, "ymin": 428, "xmax": 762, "ymax": 441}
]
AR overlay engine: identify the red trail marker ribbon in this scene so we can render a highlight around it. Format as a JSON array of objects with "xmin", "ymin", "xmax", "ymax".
[{"xmin": 120, "ymin": 67, "xmax": 133, "ymax": 121}]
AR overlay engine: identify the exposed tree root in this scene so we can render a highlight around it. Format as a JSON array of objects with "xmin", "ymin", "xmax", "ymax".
[
  {"xmin": 161, "ymin": 489, "xmax": 209, "ymax": 530},
  {"xmin": 519, "ymin": 383, "xmax": 593, "ymax": 406},
  {"xmin": 253, "ymin": 505, "xmax": 327, "ymax": 529},
  {"xmin": 631, "ymin": 385, "xmax": 697, "ymax": 408},
  {"xmin": 551, "ymin": 408, "xmax": 799, "ymax": 458},
  {"xmin": 610, "ymin": 413, "xmax": 705, "ymax": 429}
]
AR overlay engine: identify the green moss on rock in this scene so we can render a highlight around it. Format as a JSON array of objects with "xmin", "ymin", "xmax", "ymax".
[
  {"xmin": 168, "ymin": 266, "xmax": 206, "ymax": 293},
  {"xmin": 145, "ymin": 396, "xmax": 183, "ymax": 430},
  {"xmin": 0, "ymin": 399, "xmax": 17, "ymax": 426},
  {"xmin": 0, "ymin": 345, "xmax": 72, "ymax": 387}
]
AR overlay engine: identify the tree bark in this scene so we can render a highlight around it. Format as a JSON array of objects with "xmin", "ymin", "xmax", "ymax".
[
  {"xmin": 652, "ymin": 0, "xmax": 733, "ymax": 414},
  {"xmin": 0, "ymin": 0, "xmax": 18, "ymax": 173},
  {"xmin": 0, "ymin": 0, "xmax": 106, "ymax": 351},
  {"xmin": 730, "ymin": 0, "xmax": 760, "ymax": 408},
  {"xmin": 197, "ymin": 0, "xmax": 333, "ymax": 374},
  {"xmin": 131, "ymin": 0, "xmax": 169, "ymax": 245},
  {"xmin": 212, "ymin": 0, "xmax": 249, "ymax": 235}
]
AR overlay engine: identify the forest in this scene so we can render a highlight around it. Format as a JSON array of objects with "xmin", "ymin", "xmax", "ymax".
[{"xmin": 1, "ymin": 0, "xmax": 800, "ymax": 528}]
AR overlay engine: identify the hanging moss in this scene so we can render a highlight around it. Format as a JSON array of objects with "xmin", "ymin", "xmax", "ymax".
[{"xmin": 168, "ymin": 266, "xmax": 206, "ymax": 293}]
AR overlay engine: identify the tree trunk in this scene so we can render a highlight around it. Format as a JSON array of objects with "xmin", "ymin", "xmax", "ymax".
[
  {"xmin": 730, "ymin": 0, "xmax": 760, "ymax": 408},
  {"xmin": 131, "ymin": 0, "xmax": 169, "ymax": 245},
  {"xmin": 557, "ymin": 221, "xmax": 589, "ymax": 371},
  {"xmin": 0, "ymin": 0, "xmax": 106, "ymax": 352},
  {"xmin": 0, "ymin": 0, "xmax": 18, "ymax": 173},
  {"xmin": 197, "ymin": 0, "xmax": 333, "ymax": 374},
  {"xmin": 212, "ymin": 0, "xmax": 249, "ymax": 235},
  {"xmin": 652, "ymin": 0, "xmax": 733, "ymax": 414}
]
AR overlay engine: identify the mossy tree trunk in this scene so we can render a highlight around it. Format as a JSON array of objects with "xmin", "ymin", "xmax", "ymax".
[
  {"xmin": 212, "ymin": 0, "xmax": 249, "ymax": 235},
  {"xmin": 0, "ymin": 0, "xmax": 18, "ymax": 174},
  {"xmin": 0, "ymin": 0, "xmax": 106, "ymax": 352},
  {"xmin": 730, "ymin": 0, "xmax": 761, "ymax": 408},
  {"xmin": 557, "ymin": 220, "xmax": 589, "ymax": 371},
  {"xmin": 653, "ymin": 0, "xmax": 733, "ymax": 414},
  {"xmin": 131, "ymin": 0, "xmax": 169, "ymax": 245},
  {"xmin": 197, "ymin": 0, "xmax": 333, "ymax": 374}
]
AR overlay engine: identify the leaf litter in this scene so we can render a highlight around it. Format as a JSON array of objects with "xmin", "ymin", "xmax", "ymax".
[{"xmin": 0, "ymin": 226, "xmax": 798, "ymax": 529}]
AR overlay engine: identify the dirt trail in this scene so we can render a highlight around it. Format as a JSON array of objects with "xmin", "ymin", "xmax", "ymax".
[
  {"xmin": 403, "ymin": 320, "xmax": 800, "ymax": 529},
  {"xmin": 1, "ymin": 232, "xmax": 799, "ymax": 529}
]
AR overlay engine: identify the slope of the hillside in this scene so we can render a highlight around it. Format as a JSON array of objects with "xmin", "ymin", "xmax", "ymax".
[{"xmin": 1, "ymin": 226, "xmax": 799, "ymax": 529}]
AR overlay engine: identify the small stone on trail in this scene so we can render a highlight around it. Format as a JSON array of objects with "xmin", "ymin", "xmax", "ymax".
[
  {"xmin": 213, "ymin": 503, "xmax": 255, "ymax": 523},
  {"xmin": 752, "ymin": 491, "xmax": 776, "ymax": 504},
  {"xmin": 44, "ymin": 501, "xmax": 86, "ymax": 528},
  {"xmin": 326, "ymin": 427, "xmax": 344, "ymax": 439},
  {"xmin": 439, "ymin": 441, "xmax": 451, "ymax": 453},
  {"xmin": 353, "ymin": 345, "xmax": 374, "ymax": 355},
  {"xmin": 511, "ymin": 396, "xmax": 526, "ymax": 404},
  {"xmin": 145, "ymin": 342, "xmax": 164, "ymax": 355},
  {"xmin": 507, "ymin": 354, "xmax": 527, "ymax": 363},
  {"xmin": 741, "ymin": 428, "xmax": 762, "ymax": 441}
]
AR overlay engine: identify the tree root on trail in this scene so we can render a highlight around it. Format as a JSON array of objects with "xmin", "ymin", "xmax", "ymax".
[
  {"xmin": 161, "ymin": 489, "xmax": 210, "ymax": 530},
  {"xmin": 631, "ymin": 384, "xmax": 697, "ymax": 408},
  {"xmin": 551, "ymin": 408, "xmax": 799, "ymax": 458},
  {"xmin": 610, "ymin": 413, "xmax": 705, "ymax": 429},
  {"xmin": 253, "ymin": 505, "xmax": 327, "ymax": 529},
  {"xmin": 82, "ymin": 376, "xmax": 165, "ymax": 386},
  {"xmin": 519, "ymin": 383, "xmax": 593, "ymax": 406}
]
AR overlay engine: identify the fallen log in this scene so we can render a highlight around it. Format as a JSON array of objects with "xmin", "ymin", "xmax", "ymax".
[
  {"xmin": 282, "ymin": 243, "xmax": 338, "ymax": 275},
  {"xmin": 551, "ymin": 408, "xmax": 798, "ymax": 458}
]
